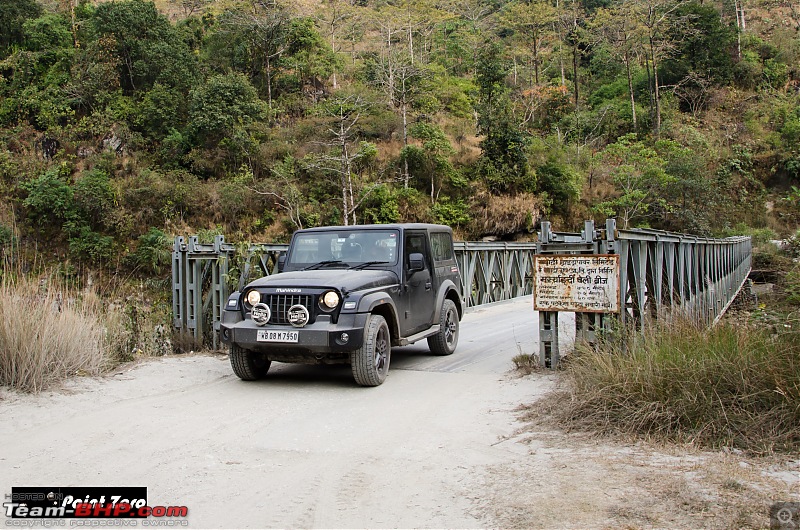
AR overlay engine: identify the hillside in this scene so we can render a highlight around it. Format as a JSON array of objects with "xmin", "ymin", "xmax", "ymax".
[{"xmin": 0, "ymin": 0, "xmax": 798, "ymax": 276}]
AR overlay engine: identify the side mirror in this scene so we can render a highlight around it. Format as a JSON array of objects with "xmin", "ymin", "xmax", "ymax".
[
  {"xmin": 277, "ymin": 252, "xmax": 287, "ymax": 273},
  {"xmin": 408, "ymin": 252, "xmax": 425, "ymax": 274}
]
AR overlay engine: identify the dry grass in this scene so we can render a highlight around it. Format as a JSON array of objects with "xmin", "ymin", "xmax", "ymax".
[
  {"xmin": 538, "ymin": 319, "xmax": 800, "ymax": 454},
  {"xmin": 470, "ymin": 191, "xmax": 541, "ymax": 237},
  {"xmin": 0, "ymin": 274, "xmax": 129, "ymax": 392}
]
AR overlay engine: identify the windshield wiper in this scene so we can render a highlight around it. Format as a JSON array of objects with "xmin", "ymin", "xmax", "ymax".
[
  {"xmin": 303, "ymin": 260, "xmax": 344, "ymax": 271},
  {"xmin": 349, "ymin": 261, "xmax": 391, "ymax": 270}
]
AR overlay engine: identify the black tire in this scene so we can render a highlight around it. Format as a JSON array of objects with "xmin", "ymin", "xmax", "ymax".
[
  {"xmin": 350, "ymin": 314, "xmax": 391, "ymax": 386},
  {"xmin": 427, "ymin": 299, "xmax": 459, "ymax": 356},
  {"xmin": 230, "ymin": 344, "xmax": 271, "ymax": 381}
]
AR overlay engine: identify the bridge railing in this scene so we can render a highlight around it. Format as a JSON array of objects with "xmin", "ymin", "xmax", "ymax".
[
  {"xmin": 172, "ymin": 220, "xmax": 751, "ymax": 354},
  {"xmin": 172, "ymin": 236, "xmax": 539, "ymax": 348},
  {"xmin": 536, "ymin": 219, "xmax": 752, "ymax": 367}
]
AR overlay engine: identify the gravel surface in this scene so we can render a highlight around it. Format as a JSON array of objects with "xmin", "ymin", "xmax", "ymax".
[{"xmin": 1, "ymin": 297, "xmax": 797, "ymax": 528}]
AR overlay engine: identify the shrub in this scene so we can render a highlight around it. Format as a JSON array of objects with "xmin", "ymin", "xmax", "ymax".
[
  {"xmin": 361, "ymin": 184, "xmax": 401, "ymax": 224},
  {"xmin": 128, "ymin": 228, "xmax": 171, "ymax": 274},
  {"xmin": 431, "ymin": 197, "xmax": 470, "ymax": 227},
  {"xmin": 67, "ymin": 225, "xmax": 115, "ymax": 264},
  {"xmin": 539, "ymin": 321, "xmax": 800, "ymax": 453},
  {"xmin": 73, "ymin": 169, "xmax": 117, "ymax": 230},
  {"xmin": 20, "ymin": 168, "xmax": 74, "ymax": 227}
]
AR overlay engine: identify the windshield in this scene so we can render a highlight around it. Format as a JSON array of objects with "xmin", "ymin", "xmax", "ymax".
[{"xmin": 288, "ymin": 229, "xmax": 399, "ymax": 267}]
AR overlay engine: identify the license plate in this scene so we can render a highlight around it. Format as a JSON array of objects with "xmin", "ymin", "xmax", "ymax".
[{"xmin": 256, "ymin": 330, "xmax": 299, "ymax": 343}]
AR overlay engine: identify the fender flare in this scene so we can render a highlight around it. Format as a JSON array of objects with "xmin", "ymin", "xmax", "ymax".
[
  {"xmin": 435, "ymin": 279, "xmax": 463, "ymax": 319},
  {"xmin": 355, "ymin": 291, "xmax": 401, "ymax": 334}
]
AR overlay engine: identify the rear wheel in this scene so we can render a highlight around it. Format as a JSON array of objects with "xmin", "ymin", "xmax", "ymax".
[
  {"xmin": 350, "ymin": 314, "xmax": 391, "ymax": 386},
  {"xmin": 230, "ymin": 344, "xmax": 271, "ymax": 380},
  {"xmin": 427, "ymin": 299, "xmax": 459, "ymax": 355}
]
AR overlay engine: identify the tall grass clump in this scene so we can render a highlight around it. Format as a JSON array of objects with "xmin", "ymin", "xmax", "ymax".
[
  {"xmin": 0, "ymin": 274, "xmax": 129, "ymax": 392},
  {"xmin": 546, "ymin": 320, "xmax": 800, "ymax": 453}
]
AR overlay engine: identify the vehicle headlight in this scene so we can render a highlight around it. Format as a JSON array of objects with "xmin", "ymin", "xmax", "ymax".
[
  {"xmin": 246, "ymin": 290, "xmax": 261, "ymax": 307},
  {"xmin": 321, "ymin": 291, "xmax": 340, "ymax": 310}
]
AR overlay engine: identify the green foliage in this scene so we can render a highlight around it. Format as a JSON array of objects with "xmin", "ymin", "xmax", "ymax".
[
  {"xmin": 189, "ymin": 72, "xmax": 266, "ymax": 144},
  {"xmin": 594, "ymin": 134, "xmax": 676, "ymax": 228},
  {"xmin": 762, "ymin": 59, "xmax": 789, "ymax": 90},
  {"xmin": 73, "ymin": 169, "xmax": 117, "ymax": 230},
  {"xmin": 474, "ymin": 41, "xmax": 531, "ymax": 193},
  {"xmin": 21, "ymin": 168, "xmax": 74, "ymax": 228},
  {"xmin": 361, "ymin": 184, "xmax": 401, "ymax": 224},
  {"xmin": 716, "ymin": 222, "xmax": 776, "ymax": 246},
  {"xmin": 0, "ymin": 0, "xmax": 798, "ymax": 260},
  {"xmin": 23, "ymin": 13, "xmax": 72, "ymax": 52},
  {"xmin": 536, "ymin": 159, "xmax": 582, "ymax": 214},
  {"xmin": 659, "ymin": 2, "xmax": 735, "ymax": 87},
  {"xmin": 128, "ymin": 228, "xmax": 171, "ymax": 274},
  {"xmin": 430, "ymin": 197, "xmax": 471, "ymax": 227},
  {"xmin": 0, "ymin": 223, "xmax": 13, "ymax": 249},
  {"xmin": 92, "ymin": 0, "xmax": 197, "ymax": 93},
  {"xmin": 67, "ymin": 224, "xmax": 115, "ymax": 264},
  {"xmin": 0, "ymin": 0, "xmax": 41, "ymax": 53},
  {"xmin": 284, "ymin": 17, "xmax": 339, "ymax": 84},
  {"xmin": 135, "ymin": 83, "xmax": 185, "ymax": 140}
]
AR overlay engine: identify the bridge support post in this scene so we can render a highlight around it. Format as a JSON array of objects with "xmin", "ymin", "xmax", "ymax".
[{"xmin": 538, "ymin": 311, "xmax": 560, "ymax": 368}]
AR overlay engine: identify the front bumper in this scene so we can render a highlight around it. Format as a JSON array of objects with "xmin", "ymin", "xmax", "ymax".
[{"xmin": 220, "ymin": 312, "xmax": 366, "ymax": 361}]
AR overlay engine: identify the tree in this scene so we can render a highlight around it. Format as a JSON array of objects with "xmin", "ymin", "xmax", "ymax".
[
  {"xmin": 406, "ymin": 121, "xmax": 457, "ymax": 202},
  {"xmin": 474, "ymin": 41, "xmax": 532, "ymax": 193},
  {"xmin": 315, "ymin": 0, "xmax": 355, "ymax": 89},
  {"xmin": 660, "ymin": 2, "xmax": 735, "ymax": 114},
  {"xmin": 65, "ymin": 35, "xmax": 121, "ymax": 112},
  {"xmin": 594, "ymin": 133, "xmax": 676, "ymax": 227},
  {"xmin": 591, "ymin": 1, "xmax": 644, "ymax": 130},
  {"xmin": 0, "ymin": 0, "xmax": 41, "ymax": 54},
  {"xmin": 168, "ymin": 0, "xmax": 210, "ymax": 18},
  {"xmin": 369, "ymin": 50, "xmax": 426, "ymax": 187},
  {"xmin": 212, "ymin": 2, "xmax": 290, "ymax": 108},
  {"xmin": 632, "ymin": 0, "xmax": 688, "ymax": 135},
  {"xmin": 284, "ymin": 17, "xmax": 339, "ymax": 99},
  {"xmin": 307, "ymin": 94, "xmax": 379, "ymax": 226},
  {"xmin": 501, "ymin": 0, "xmax": 557, "ymax": 88},
  {"xmin": 92, "ymin": 0, "xmax": 198, "ymax": 93},
  {"xmin": 188, "ymin": 72, "xmax": 267, "ymax": 146}
]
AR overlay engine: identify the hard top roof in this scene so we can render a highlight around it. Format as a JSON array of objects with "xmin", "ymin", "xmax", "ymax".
[{"xmin": 295, "ymin": 223, "xmax": 452, "ymax": 233}]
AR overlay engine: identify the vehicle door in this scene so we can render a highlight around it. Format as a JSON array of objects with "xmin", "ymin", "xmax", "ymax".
[{"xmin": 401, "ymin": 230, "xmax": 436, "ymax": 335}]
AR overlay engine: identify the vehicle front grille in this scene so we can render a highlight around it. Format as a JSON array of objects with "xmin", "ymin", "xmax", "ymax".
[{"xmin": 264, "ymin": 294, "xmax": 316, "ymax": 325}]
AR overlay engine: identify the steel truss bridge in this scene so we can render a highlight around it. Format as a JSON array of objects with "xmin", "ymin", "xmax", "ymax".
[{"xmin": 172, "ymin": 219, "xmax": 751, "ymax": 364}]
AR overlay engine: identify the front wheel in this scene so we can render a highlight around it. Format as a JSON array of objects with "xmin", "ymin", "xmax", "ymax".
[
  {"xmin": 350, "ymin": 314, "xmax": 391, "ymax": 386},
  {"xmin": 230, "ymin": 344, "xmax": 271, "ymax": 380},
  {"xmin": 427, "ymin": 299, "xmax": 459, "ymax": 356}
]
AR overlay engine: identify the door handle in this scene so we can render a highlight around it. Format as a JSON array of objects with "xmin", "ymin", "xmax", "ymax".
[{"xmin": 425, "ymin": 281, "xmax": 432, "ymax": 291}]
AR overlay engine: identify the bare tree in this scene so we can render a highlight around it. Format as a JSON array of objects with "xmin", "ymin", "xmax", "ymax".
[
  {"xmin": 592, "ymin": 1, "xmax": 645, "ymax": 131},
  {"xmin": 633, "ymin": 0, "xmax": 687, "ymax": 135},
  {"xmin": 306, "ymin": 95, "xmax": 375, "ymax": 226},
  {"xmin": 371, "ymin": 51, "xmax": 425, "ymax": 188},
  {"xmin": 672, "ymin": 71, "xmax": 713, "ymax": 117},
  {"xmin": 168, "ymin": 0, "xmax": 209, "ymax": 18},
  {"xmin": 250, "ymin": 161, "xmax": 307, "ymax": 229},
  {"xmin": 316, "ymin": 0, "xmax": 357, "ymax": 89}
]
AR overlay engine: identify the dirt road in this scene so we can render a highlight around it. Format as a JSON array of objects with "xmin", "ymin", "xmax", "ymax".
[{"xmin": 1, "ymin": 297, "xmax": 797, "ymax": 528}]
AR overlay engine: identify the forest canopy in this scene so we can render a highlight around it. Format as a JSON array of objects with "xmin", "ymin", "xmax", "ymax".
[{"xmin": 0, "ymin": 0, "xmax": 798, "ymax": 270}]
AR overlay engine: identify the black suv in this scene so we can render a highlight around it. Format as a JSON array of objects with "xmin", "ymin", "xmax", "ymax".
[{"xmin": 220, "ymin": 224, "xmax": 463, "ymax": 386}]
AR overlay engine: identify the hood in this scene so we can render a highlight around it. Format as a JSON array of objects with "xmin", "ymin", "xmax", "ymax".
[{"xmin": 246, "ymin": 269, "xmax": 399, "ymax": 293}]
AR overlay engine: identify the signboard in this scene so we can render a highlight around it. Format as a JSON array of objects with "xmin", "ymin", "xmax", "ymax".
[{"xmin": 533, "ymin": 254, "xmax": 620, "ymax": 313}]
